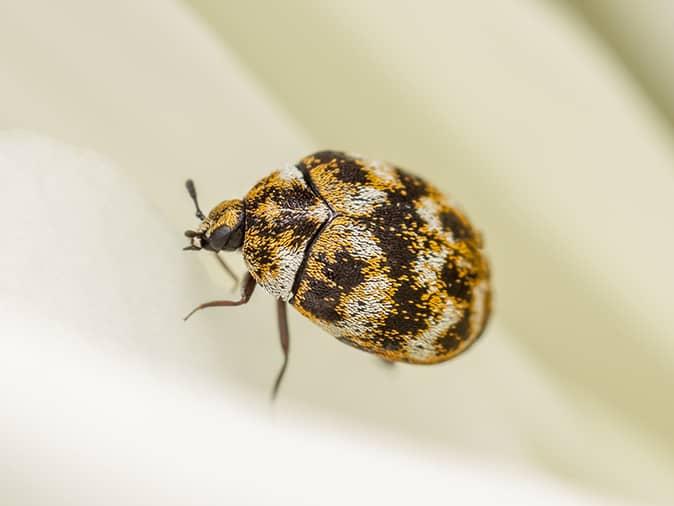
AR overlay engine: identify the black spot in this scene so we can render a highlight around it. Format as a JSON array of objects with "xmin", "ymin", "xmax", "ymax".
[
  {"xmin": 300, "ymin": 151, "xmax": 369, "ymax": 185},
  {"xmin": 385, "ymin": 233, "xmax": 420, "ymax": 278},
  {"xmin": 335, "ymin": 158, "xmax": 368, "ymax": 184},
  {"xmin": 437, "ymin": 310, "xmax": 470, "ymax": 352},
  {"xmin": 398, "ymin": 169, "xmax": 429, "ymax": 202},
  {"xmin": 453, "ymin": 310, "xmax": 472, "ymax": 340},
  {"xmin": 323, "ymin": 250, "xmax": 366, "ymax": 293},
  {"xmin": 387, "ymin": 313, "xmax": 427, "ymax": 338},
  {"xmin": 384, "ymin": 282, "xmax": 428, "ymax": 337},
  {"xmin": 278, "ymin": 184, "xmax": 318, "ymax": 211},
  {"xmin": 439, "ymin": 209, "xmax": 473, "ymax": 240},
  {"xmin": 297, "ymin": 277, "xmax": 342, "ymax": 322},
  {"xmin": 440, "ymin": 259, "xmax": 474, "ymax": 301},
  {"xmin": 359, "ymin": 166, "xmax": 438, "ymax": 280},
  {"xmin": 364, "ymin": 203, "xmax": 419, "ymax": 279}
]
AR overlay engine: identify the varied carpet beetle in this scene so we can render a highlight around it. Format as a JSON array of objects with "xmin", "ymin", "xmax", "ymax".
[{"xmin": 184, "ymin": 151, "xmax": 491, "ymax": 397}]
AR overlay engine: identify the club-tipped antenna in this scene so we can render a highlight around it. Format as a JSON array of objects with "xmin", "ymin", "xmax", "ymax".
[{"xmin": 185, "ymin": 179, "xmax": 206, "ymax": 220}]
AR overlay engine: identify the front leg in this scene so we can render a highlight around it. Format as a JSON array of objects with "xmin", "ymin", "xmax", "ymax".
[
  {"xmin": 271, "ymin": 299, "xmax": 290, "ymax": 399},
  {"xmin": 184, "ymin": 272, "xmax": 256, "ymax": 321}
]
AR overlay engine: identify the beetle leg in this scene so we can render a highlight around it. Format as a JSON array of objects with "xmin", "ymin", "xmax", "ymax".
[
  {"xmin": 183, "ymin": 272, "xmax": 256, "ymax": 321},
  {"xmin": 271, "ymin": 299, "xmax": 290, "ymax": 399}
]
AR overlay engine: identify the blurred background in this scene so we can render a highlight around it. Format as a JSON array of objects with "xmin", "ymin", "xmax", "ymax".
[{"xmin": 1, "ymin": 1, "xmax": 673, "ymax": 504}]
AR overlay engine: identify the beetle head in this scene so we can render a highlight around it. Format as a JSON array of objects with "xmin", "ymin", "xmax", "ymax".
[{"xmin": 183, "ymin": 180, "xmax": 244, "ymax": 252}]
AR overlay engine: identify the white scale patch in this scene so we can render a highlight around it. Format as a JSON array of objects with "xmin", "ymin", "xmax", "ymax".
[
  {"xmin": 416, "ymin": 196, "xmax": 454, "ymax": 242},
  {"xmin": 342, "ymin": 186, "xmax": 388, "ymax": 215},
  {"xmin": 278, "ymin": 164, "xmax": 303, "ymax": 181},
  {"xmin": 368, "ymin": 159, "xmax": 398, "ymax": 184},
  {"xmin": 406, "ymin": 247, "xmax": 461, "ymax": 362},
  {"xmin": 329, "ymin": 220, "xmax": 385, "ymax": 260},
  {"xmin": 406, "ymin": 297, "xmax": 463, "ymax": 362},
  {"xmin": 245, "ymin": 245, "xmax": 305, "ymax": 302},
  {"xmin": 336, "ymin": 275, "xmax": 394, "ymax": 337},
  {"xmin": 412, "ymin": 249, "xmax": 448, "ymax": 286},
  {"xmin": 307, "ymin": 205, "xmax": 332, "ymax": 222}
]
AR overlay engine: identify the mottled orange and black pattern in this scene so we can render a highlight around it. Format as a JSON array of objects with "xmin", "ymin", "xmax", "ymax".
[
  {"xmin": 289, "ymin": 151, "xmax": 491, "ymax": 363},
  {"xmin": 242, "ymin": 164, "xmax": 331, "ymax": 301}
]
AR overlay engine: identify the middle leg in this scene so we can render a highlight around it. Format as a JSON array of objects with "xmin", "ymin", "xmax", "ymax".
[{"xmin": 271, "ymin": 299, "xmax": 290, "ymax": 399}]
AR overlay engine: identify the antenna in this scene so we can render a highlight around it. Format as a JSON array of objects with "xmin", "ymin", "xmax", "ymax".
[{"xmin": 185, "ymin": 179, "xmax": 206, "ymax": 220}]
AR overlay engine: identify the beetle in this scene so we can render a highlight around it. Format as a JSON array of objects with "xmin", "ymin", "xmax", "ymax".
[{"xmin": 183, "ymin": 151, "xmax": 491, "ymax": 397}]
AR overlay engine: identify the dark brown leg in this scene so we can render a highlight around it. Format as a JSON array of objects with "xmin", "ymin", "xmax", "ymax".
[
  {"xmin": 183, "ymin": 272, "xmax": 256, "ymax": 321},
  {"xmin": 213, "ymin": 252, "xmax": 239, "ymax": 288},
  {"xmin": 271, "ymin": 299, "xmax": 290, "ymax": 400}
]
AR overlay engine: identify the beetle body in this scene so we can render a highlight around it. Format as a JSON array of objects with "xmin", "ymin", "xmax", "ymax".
[{"xmin": 187, "ymin": 151, "xmax": 490, "ymax": 367}]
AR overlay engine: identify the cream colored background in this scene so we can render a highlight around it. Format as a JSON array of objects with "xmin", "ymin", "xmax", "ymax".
[{"xmin": 1, "ymin": 1, "xmax": 673, "ymax": 504}]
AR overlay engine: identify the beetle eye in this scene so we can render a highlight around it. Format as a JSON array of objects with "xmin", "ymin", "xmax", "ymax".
[{"xmin": 208, "ymin": 226, "xmax": 232, "ymax": 251}]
